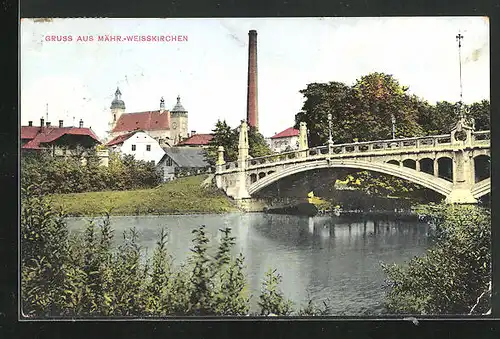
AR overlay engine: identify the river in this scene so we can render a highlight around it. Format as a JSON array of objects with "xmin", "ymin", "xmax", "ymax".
[{"xmin": 66, "ymin": 213, "xmax": 431, "ymax": 315}]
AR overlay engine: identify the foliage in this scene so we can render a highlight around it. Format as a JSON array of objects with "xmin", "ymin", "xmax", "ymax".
[
  {"xmin": 22, "ymin": 185, "xmax": 338, "ymax": 317},
  {"xmin": 21, "ymin": 150, "xmax": 162, "ymax": 195},
  {"xmin": 205, "ymin": 120, "xmax": 239, "ymax": 165},
  {"xmin": 340, "ymin": 170, "xmax": 429, "ymax": 200},
  {"xmin": 382, "ymin": 204, "xmax": 491, "ymax": 315},
  {"xmin": 295, "ymin": 72, "xmax": 489, "ymax": 148},
  {"xmin": 248, "ymin": 126, "xmax": 272, "ymax": 158},
  {"xmin": 467, "ymin": 99, "xmax": 490, "ymax": 131},
  {"xmin": 205, "ymin": 120, "xmax": 272, "ymax": 165},
  {"xmin": 50, "ymin": 175, "xmax": 238, "ymax": 217},
  {"xmin": 258, "ymin": 269, "xmax": 294, "ymax": 316},
  {"xmin": 21, "ymin": 183, "xmax": 72, "ymax": 317}
]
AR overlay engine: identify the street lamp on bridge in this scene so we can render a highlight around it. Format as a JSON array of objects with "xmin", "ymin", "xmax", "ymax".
[
  {"xmin": 327, "ymin": 112, "xmax": 334, "ymax": 152},
  {"xmin": 391, "ymin": 113, "xmax": 396, "ymax": 139}
]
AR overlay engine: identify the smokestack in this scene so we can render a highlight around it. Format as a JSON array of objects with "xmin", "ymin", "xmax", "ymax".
[
  {"xmin": 59, "ymin": 120, "xmax": 63, "ymax": 128},
  {"xmin": 79, "ymin": 119, "xmax": 83, "ymax": 128},
  {"xmin": 28, "ymin": 121, "xmax": 33, "ymax": 126},
  {"xmin": 46, "ymin": 121, "xmax": 51, "ymax": 127},
  {"xmin": 191, "ymin": 130, "xmax": 196, "ymax": 136},
  {"xmin": 40, "ymin": 118, "xmax": 44, "ymax": 128},
  {"xmin": 246, "ymin": 29, "xmax": 258, "ymax": 130}
]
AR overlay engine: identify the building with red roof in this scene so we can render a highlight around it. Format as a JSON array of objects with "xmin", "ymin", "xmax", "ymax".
[
  {"xmin": 107, "ymin": 88, "xmax": 189, "ymax": 146},
  {"xmin": 269, "ymin": 127, "xmax": 300, "ymax": 153},
  {"xmin": 176, "ymin": 132, "xmax": 213, "ymax": 147},
  {"xmin": 21, "ymin": 118, "xmax": 108, "ymax": 165}
]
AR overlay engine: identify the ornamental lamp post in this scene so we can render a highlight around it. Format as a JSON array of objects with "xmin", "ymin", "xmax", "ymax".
[
  {"xmin": 327, "ymin": 112, "xmax": 334, "ymax": 153},
  {"xmin": 391, "ymin": 113, "xmax": 396, "ymax": 139}
]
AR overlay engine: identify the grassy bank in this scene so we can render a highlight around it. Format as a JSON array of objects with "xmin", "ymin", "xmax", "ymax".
[{"xmin": 49, "ymin": 175, "xmax": 239, "ymax": 216}]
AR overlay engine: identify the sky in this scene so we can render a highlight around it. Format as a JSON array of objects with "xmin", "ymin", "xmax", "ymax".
[{"xmin": 20, "ymin": 17, "xmax": 489, "ymax": 140}]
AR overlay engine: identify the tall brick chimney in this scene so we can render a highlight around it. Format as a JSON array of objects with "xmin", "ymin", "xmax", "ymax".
[{"xmin": 246, "ymin": 29, "xmax": 258, "ymax": 130}]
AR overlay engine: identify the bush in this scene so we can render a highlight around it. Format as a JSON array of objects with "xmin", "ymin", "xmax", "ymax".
[
  {"xmin": 21, "ymin": 151, "xmax": 162, "ymax": 194},
  {"xmin": 21, "ymin": 184, "xmax": 337, "ymax": 317},
  {"xmin": 382, "ymin": 204, "xmax": 491, "ymax": 315}
]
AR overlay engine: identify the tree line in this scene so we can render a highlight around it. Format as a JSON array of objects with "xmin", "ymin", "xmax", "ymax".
[
  {"xmin": 294, "ymin": 72, "xmax": 490, "ymax": 147},
  {"xmin": 21, "ymin": 151, "xmax": 162, "ymax": 195}
]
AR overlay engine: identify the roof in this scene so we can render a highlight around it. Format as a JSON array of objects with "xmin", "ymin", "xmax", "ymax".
[
  {"xmin": 21, "ymin": 126, "xmax": 101, "ymax": 149},
  {"xmin": 106, "ymin": 131, "xmax": 138, "ymax": 146},
  {"xmin": 177, "ymin": 133, "xmax": 213, "ymax": 146},
  {"xmin": 21, "ymin": 126, "xmax": 42, "ymax": 140},
  {"xmin": 111, "ymin": 110, "xmax": 170, "ymax": 133},
  {"xmin": 159, "ymin": 147, "xmax": 209, "ymax": 168},
  {"xmin": 270, "ymin": 127, "xmax": 299, "ymax": 139}
]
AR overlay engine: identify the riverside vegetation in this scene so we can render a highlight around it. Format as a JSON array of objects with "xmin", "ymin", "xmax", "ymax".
[
  {"xmin": 49, "ymin": 175, "xmax": 238, "ymax": 216},
  {"xmin": 21, "ymin": 182, "xmax": 491, "ymax": 317},
  {"xmin": 21, "ymin": 183, "xmax": 329, "ymax": 317},
  {"xmin": 22, "ymin": 151, "xmax": 238, "ymax": 216}
]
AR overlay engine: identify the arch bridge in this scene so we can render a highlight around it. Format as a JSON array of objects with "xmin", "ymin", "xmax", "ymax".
[{"xmin": 215, "ymin": 120, "xmax": 490, "ymax": 204}]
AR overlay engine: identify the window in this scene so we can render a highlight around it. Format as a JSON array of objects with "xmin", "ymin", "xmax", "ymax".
[
  {"xmin": 131, "ymin": 144, "xmax": 136, "ymax": 151},
  {"xmin": 146, "ymin": 145, "xmax": 151, "ymax": 151},
  {"xmin": 166, "ymin": 157, "xmax": 173, "ymax": 166}
]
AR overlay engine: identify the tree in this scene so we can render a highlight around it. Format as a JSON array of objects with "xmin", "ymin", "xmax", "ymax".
[
  {"xmin": 418, "ymin": 101, "xmax": 459, "ymax": 135},
  {"xmin": 205, "ymin": 120, "xmax": 272, "ymax": 165},
  {"xmin": 467, "ymin": 99, "xmax": 490, "ymax": 131},
  {"xmin": 205, "ymin": 120, "xmax": 238, "ymax": 166},
  {"xmin": 351, "ymin": 72, "xmax": 424, "ymax": 139},
  {"xmin": 294, "ymin": 73, "xmax": 427, "ymax": 148},
  {"xmin": 248, "ymin": 126, "xmax": 272, "ymax": 158},
  {"xmin": 382, "ymin": 204, "xmax": 491, "ymax": 315},
  {"xmin": 294, "ymin": 81, "xmax": 359, "ymax": 147}
]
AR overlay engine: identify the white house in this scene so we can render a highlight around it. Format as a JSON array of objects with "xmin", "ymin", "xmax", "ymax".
[
  {"xmin": 106, "ymin": 130, "xmax": 165, "ymax": 165},
  {"xmin": 269, "ymin": 127, "xmax": 300, "ymax": 153}
]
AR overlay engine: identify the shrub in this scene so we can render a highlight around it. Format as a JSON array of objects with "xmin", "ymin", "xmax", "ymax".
[
  {"xmin": 382, "ymin": 204, "xmax": 491, "ymax": 315},
  {"xmin": 21, "ymin": 151, "xmax": 162, "ymax": 194},
  {"xmin": 21, "ymin": 185, "xmax": 336, "ymax": 317}
]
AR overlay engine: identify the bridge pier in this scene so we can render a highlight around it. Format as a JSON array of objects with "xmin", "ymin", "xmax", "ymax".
[{"xmin": 445, "ymin": 189, "xmax": 478, "ymax": 204}]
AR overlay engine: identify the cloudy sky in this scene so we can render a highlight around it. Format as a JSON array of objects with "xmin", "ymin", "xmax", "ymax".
[{"xmin": 20, "ymin": 17, "xmax": 489, "ymax": 139}]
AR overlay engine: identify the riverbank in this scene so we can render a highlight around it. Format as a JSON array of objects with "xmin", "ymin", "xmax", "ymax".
[{"xmin": 49, "ymin": 175, "xmax": 240, "ymax": 217}]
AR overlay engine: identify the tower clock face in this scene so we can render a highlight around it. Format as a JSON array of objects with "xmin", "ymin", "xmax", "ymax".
[{"xmin": 172, "ymin": 122, "xmax": 177, "ymax": 129}]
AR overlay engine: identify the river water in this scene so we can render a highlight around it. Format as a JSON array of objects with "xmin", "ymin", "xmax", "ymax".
[{"xmin": 66, "ymin": 213, "xmax": 431, "ymax": 315}]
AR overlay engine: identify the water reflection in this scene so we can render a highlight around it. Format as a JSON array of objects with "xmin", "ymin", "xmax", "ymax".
[{"xmin": 67, "ymin": 213, "xmax": 430, "ymax": 315}]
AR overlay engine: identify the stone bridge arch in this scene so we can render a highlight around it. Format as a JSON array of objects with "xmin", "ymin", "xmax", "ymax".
[
  {"xmin": 248, "ymin": 158, "xmax": 454, "ymax": 197},
  {"xmin": 471, "ymin": 178, "xmax": 490, "ymax": 199}
]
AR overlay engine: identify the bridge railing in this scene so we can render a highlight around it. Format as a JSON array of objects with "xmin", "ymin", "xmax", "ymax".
[
  {"xmin": 218, "ymin": 130, "xmax": 490, "ymax": 172},
  {"xmin": 472, "ymin": 131, "xmax": 490, "ymax": 142}
]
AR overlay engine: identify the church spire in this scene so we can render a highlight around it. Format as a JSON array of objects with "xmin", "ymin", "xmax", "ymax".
[
  {"xmin": 160, "ymin": 96, "xmax": 165, "ymax": 112},
  {"xmin": 172, "ymin": 95, "xmax": 187, "ymax": 113},
  {"xmin": 111, "ymin": 87, "xmax": 125, "ymax": 110}
]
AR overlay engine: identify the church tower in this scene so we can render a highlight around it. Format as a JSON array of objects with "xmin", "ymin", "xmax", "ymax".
[
  {"xmin": 109, "ymin": 87, "xmax": 126, "ymax": 133},
  {"xmin": 170, "ymin": 95, "xmax": 188, "ymax": 144}
]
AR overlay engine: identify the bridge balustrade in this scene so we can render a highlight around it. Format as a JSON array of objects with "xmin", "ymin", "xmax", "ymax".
[
  {"xmin": 217, "ymin": 131, "xmax": 489, "ymax": 174},
  {"xmin": 473, "ymin": 131, "xmax": 490, "ymax": 142}
]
